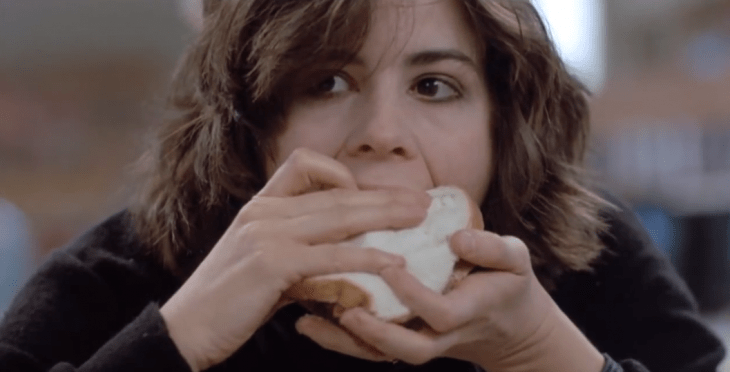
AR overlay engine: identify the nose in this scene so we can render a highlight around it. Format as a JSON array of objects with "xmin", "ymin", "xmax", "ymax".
[{"xmin": 344, "ymin": 94, "xmax": 416, "ymax": 160}]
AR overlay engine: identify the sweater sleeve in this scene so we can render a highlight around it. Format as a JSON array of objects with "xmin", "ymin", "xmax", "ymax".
[
  {"xmin": 31, "ymin": 305, "xmax": 191, "ymax": 372},
  {"xmin": 552, "ymin": 196, "xmax": 726, "ymax": 372},
  {"xmin": 75, "ymin": 304, "xmax": 191, "ymax": 372},
  {"xmin": 0, "ymin": 216, "xmax": 192, "ymax": 372},
  {"xmin": 600, "ymin": 354, "xmax": 649, "ymax": 372}
]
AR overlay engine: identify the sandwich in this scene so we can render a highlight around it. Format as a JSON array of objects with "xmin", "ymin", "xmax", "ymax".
[{"xmin": 285, "ymin": 186, "xmax": 484, "ymax": 325}]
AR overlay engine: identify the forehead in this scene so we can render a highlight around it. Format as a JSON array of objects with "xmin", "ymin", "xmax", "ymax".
[{"xmin": 362, "ymin": 0, "xmax": 481, "ymax": 63}]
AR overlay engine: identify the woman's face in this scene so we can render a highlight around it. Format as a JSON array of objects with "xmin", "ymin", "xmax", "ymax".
[{"xmin": 267, "ymin": 0, "xmax": 493, "ymax": 204}]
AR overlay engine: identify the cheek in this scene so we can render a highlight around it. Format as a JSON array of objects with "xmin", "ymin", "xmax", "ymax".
[
  {"xmin": 265, "ymin": 106, "xmax": 349, "ymax": 178},
  {"xmin": 455, "ymin": 133, "xmax": 493, "ymax": 203},
  {"xmin": 425, "ymin": 113, "xmax": 493, "ymax": 204}
]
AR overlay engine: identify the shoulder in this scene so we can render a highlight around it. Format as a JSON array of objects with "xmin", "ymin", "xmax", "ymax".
[
  {"xmin": 39, "ymin": 210, "xmax": 180, "ymax": 297},
  {"xmin": 65, "ymin": 210, "xmax": 148, "ymax": 262},
  {"xmin": 1, "ymin": 210, "xmax": 180, "ymax": 335},
  {"xmin": 593, "ymin": 192, "xmax": 687, "ymax": 287},
  {"xmin": 0, "ymin": 211, "xmax": 183, "ymax": 370},
  {"xmin": 53, "ymin": 210, "xmax": 180, "ymax": 303},
  {"xmin": 552, "ymin": 191, "xmax": 696, "ymax": 316},
  {"xmin": 551, "ymin": 192, "xmax": 726, "ymax": 371}
]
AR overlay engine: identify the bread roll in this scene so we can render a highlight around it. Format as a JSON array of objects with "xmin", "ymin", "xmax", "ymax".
[{"xmin": 284, "ymin": 186, "xmax": 483, "ymax": 324}]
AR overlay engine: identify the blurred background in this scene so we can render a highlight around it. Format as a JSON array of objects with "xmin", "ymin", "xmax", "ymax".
[{"xmin": 0, "ymin": 0, "xmax": 728, "ymax": 367}]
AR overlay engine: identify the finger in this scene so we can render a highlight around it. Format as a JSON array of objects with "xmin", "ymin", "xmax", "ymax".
[
  {"xmin": 295, "ymin": 315, "xmax": 391, "ymax": 362},
  {"xmin": 242, "ymin": 188, "xmax": 431, "ymax": 222},
  {"xmin": 379, "ymin": 267, "xmax": 473, "ymax": 333},
  {"xmin": 283, "ymin": 203, "xmax": 429, "ymax": 245},
  {"xmin": 291, "ymin": 242, "xmax": 407, "ymax": 279},
  {"xmin": 380, "ymin": 265, "xmax": 527, "ymax": 335},
  {"xmin": 441, "ymin": 270, "xmax": 514, "ymax": 321},
  {"xmin": 450, "ymin": 231, "xmax": 531, "ymax": 275},
  {"xmin": 340, "ymin": 308, "xmax": 449, "ymax": 366},
  {"xmin": 259, "ymin": 148, "xmax": 358, "ymax": 197}
]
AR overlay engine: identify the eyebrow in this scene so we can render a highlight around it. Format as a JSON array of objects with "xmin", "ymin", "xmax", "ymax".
[
  {"xmin": 319, "ymin": 49, "xmax": 478, "ymax": 70},
  {"xmin": 405, "ymin": 49, "xmax": 478, "ymax": 68}
]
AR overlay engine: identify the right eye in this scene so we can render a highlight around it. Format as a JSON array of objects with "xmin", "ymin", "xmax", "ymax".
[{"xmin": 308, "ymin": 74, "xmax": 355, "ymax": 97}]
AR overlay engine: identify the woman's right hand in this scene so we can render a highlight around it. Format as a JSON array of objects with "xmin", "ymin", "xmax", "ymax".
[{"xmin": 160, "ymin": 148, "xmax": 431, "ymax": 371}]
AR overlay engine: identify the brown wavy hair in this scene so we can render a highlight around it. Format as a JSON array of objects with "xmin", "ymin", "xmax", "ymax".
[{"xmin": 130, "ymin": 0, "xmax": 612, "ymax": 289}]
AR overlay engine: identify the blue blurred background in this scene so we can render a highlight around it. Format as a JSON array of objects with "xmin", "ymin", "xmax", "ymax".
[{"xmin": 0, "ymin": 0, "xmax": 728, "ymax": 368}]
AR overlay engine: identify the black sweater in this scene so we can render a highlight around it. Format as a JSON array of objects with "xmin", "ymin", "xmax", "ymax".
[{"xmin": 0, "ymin": 201, "xmax": 725, "ymax": 372}]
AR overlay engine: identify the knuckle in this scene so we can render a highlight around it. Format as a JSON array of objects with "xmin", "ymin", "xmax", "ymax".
[
  {"xmin": 238, "ymin": 220, "xmax": 267, "ymax": 242},
  {"xmin": 246, "ymin": 244, "xmax": 274, "ymax": 275},
  {"xmin": 328, "ymin": 246, "xmax": 347, "ymax": 272},
  {"xmin": 281, "ymin": 266, "xmax": 303, "ymax": 285},
  {"xmin": 335, "ymin": 211, "xmax": 361, "ymax": 240},
  {"xmin": 290, "ymin": 147, "xmax": 312, "ymax": 163},
  {"xmin": 234, "ymin": 210, "xmax": 250, "ymax": 228},
  {"xmin": 431, "ymin": 310, "xmax": 458, "ymax": 333},
  {"xmin": 458, "ymin": 236, "xmax": 477, "ymax": 258},
  {"xmin": 236, "ymin": 197, "xmax": 265, "ymax": 225},
  {"xmin": 253, "ymin": 244, "xmax": 301, "ymax": 285},
  {"xmin": 397, "ymin": 288, "xmax": 420, "ymax": 307},
  {"xmin": 435, "ymin": 302, "xmax": 463, "ymax": 331},
  {"xmin": 287, "ymin": 148, "xmax": 313, "ymax": 175},
  {"xmin": 237, "ymin": 222, "xmax": 278, "ymax": 259}
]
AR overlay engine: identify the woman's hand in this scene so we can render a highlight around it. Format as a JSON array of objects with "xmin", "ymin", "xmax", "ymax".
[
  {"xmin": 295, "ymin": 230, "xmax": 605, "ymax": 372},
  {"xmin": 159, "ymin": 148, "xmax": 431, "ymax": 371}
]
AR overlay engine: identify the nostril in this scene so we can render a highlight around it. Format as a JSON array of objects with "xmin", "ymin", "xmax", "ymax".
[
  {"xmin": 355, "ymin": 144, "xmax": 407, "ymax": 157},
  {"xmin": 359, "ymin": 144, "xmax": 373, "ymax": 152}
]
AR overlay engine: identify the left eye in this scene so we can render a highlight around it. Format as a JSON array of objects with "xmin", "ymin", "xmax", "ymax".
[
  {"xmin": 312, "ymin": 74, "xmax": 352, "ymax": 95},
  {"xmin": 412, "ymin": 77, "xmax": 460, "ymax": 101}
]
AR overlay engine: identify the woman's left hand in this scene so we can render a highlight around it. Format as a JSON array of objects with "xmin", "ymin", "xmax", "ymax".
[{"xmin": 294, "ymin": 229, "xmax": 604, "ymax": 371}]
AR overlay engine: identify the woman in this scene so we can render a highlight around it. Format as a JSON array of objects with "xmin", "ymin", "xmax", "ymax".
[{"xmin": 0, "ymin": 1, "xmax": 725, "ymax": 371}]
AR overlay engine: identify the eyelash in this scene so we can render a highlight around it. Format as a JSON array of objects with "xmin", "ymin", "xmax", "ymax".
[
  {"xmin": 410, "ymin": 74, "xmax": 464, "ymax": 102},
  {"xmin": 305, "ymin": 72, "xmax": 357, "ymax": 99},
  {"xmin": 305, "ymin": 71, "xmax": 464, "ymax": 102}
]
